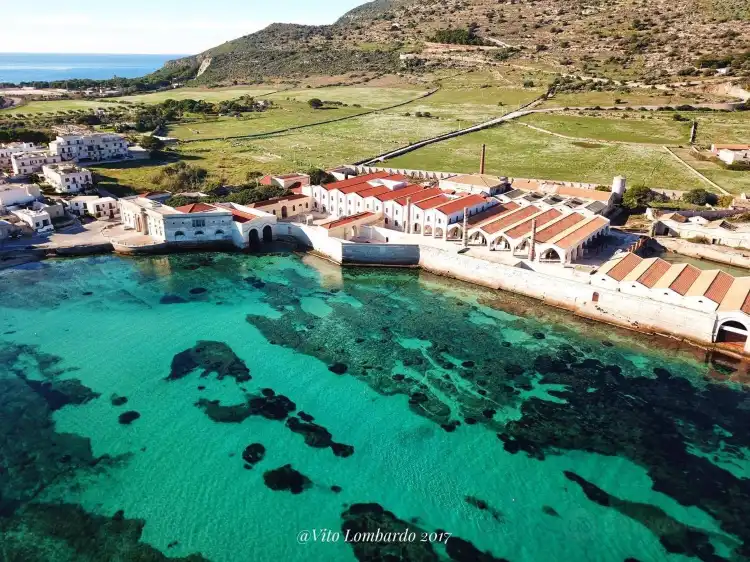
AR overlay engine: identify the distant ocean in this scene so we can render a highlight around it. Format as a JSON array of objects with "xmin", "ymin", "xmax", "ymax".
[{"xmin": 0, "ymin": 53, "xmax": 186, "ymax": 84}]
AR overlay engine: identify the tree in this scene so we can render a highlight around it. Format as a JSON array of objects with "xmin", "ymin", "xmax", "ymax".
[
  {"xmin": 682, "ymin": 188, "xmax": 717, "ymax": 206},
  {"xmin": 307, "ymin": 168, "xmax": 336, "ymax": 185},
  {"xmin": 308, "ymin": 98, "xmax": 324, "ymax": 109},
  {"xmin": 622, "ymin": 184, "xmax": 655, "ymax": 209},
  {"xmin": 139, "ymin": 135, "xmax": 165, "ymax": 151}
]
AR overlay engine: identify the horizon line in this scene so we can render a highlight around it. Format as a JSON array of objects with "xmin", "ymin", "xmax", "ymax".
[{"xmin": 0, "ymin": 52, "xmax": 190, "ymax": 57}]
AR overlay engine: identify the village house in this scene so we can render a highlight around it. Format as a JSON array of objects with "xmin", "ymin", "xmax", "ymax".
[
  {"xmin": 0, "ymin": 182, "xmax": 42, "ymax": 209},
  {"xmin": 438, "ymin": 174, "xmax": 509, "ymax": 196},
  {"xmin": 718, "ymin": 148, "xmax": 750, "ymax": 166},
  {"xmin": 710, "ymin": 144, "xmax": 750, "ymax": 156},
  {"xmin": 0, "ymin": 142, "xmax": 43, "ymax": 171},
  {"xmin": 248, "ymin": 193, "xmax": 312, "ymax": 219},
  {"xmin": 11, "ymin": 150, "xmax": 62, "ymax": 176},
  {"xmin": 654, "ymin": 213, "xmax": 750, "ymax": 249},
  {"xmin": 49, "ymin": 132, "xmax": 129, "ymax": 163},
  {"xmin": 119, "ymin": 197, "xmax": 234, "ymax": 244},
  {"xmin": 42, "ymin": 163, "xmax": 93, "ymax": 194},
  {"xmin": 259, "ymin": 173, "xmax": 311, "ymax": 190},
  {"xmin": 11, "ymin": 207, "xmax": 53, "ymax": 233},
  {"xmin": 66, "ymin": 195, "xmax": 101, "ymax": 216}
]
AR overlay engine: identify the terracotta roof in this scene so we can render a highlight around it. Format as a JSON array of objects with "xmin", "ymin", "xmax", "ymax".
[
  {"xmin": 704, "ymin": 271, "xmax": 735, "ymax": 303},
  {"xmin": 467, "ymin": 202, "xmax": 519, "ymax": 226},
  {"xmin": 669, "ymin": 264, "xmax": 702, "ymax": 295},
  {"xmin": 414, "ymin": 195, "xmax": 451, "ymax": 210},
  {"xmin": 481, "ymin": 205, "xmax": 540, "ymax": 235},
  {"xmin": 511, "ymin": 179, "xmax": 540, "ymax": 191},
  {"xmin": 214, "ymin": 204, "xmax": 264, "ymax": 223},
  {"xmin": 321, "ymin": 212, "xmax": 375, "ymax": 230},
  {"xmin": 443, "ymin": 174, "xmax": 505, "ymax": 187},
  {"xmin": 555, "ymin": 186, "xmax": 612, "ymax": 202},
  {"xmin": 713, "ymin": 144, "xmax": 750, "ymax": 151},
  {"xmin": 175, "ymin": 202, "xmax": 218, "ymax": 214},
  {"xmin": 393, "ymin": 187, "xmax": 444, "ymax": 207},
  {"xmin": 249, "ymin": 193, "xmax": 308, "ymax": 208},
  {"xmin": 374, "ymin": 184, "xmax": 424, "ymax": 202},
  {"xmin": 535, "ymin": 213, "xmax": 588, "ymax": 243},
  {"xmin": 552, "ymin": 216, "xmax": 608, "ymax": 249},
  {"xmin": 606, "ymin": 253, "xmax": 644, "ymax": 281},
  {"xmin": 355, "ymin": 185, "xmax": 392, "ymax": 199},
  {"xmin": 434, "ymin": 194, "xmax": 487, "ymax": 216},
  {"xmin": 504, "ymin": 208, "xmax": 562, "ymax": 240},
  {"xmin": 637, "ymin": 259, "xmax": 672, "ymax": 288},
  {"xmin": 337, "ymin": 181, "xmax": 384, "ymax": 195},
  {"xmin": 321, "ymin": 172, "xmax": 388, "ymax": 191}
]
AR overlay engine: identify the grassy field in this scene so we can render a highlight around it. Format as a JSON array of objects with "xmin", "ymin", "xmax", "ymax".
[
  {"xmin": 670, "ymin": 148, "xmax": 750, "ymax": 195},
  {"xmin": 4, "ymin": 99, "xmax": 120, "ymax": 115},
  {"xmin": 692, "ymin": 112, "xmax": 750, "ymax": 145},
  {"xmin": 520, "ymin": 112, "xmax": 692, "ymax": 145},
  {"xmin": 111, "ymin": 86, "xmax": 278, "ymax": 104},
  {"xmin": 265, "ymin": 86, "xmax": 428, "ymax": 110},
  {"xmin": 385, "ymin": 122, "xmax": 707, "ymax": 191},
  {"xmin": 91, "ymin": 110, "xmax": 458, "ymax": 191},
  {"xmin": 539, "ymin": 90, "xmax": 727, "ymax": 109}
]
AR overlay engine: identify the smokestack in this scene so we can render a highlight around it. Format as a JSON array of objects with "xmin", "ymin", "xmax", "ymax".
[
  {"xmin": 529, "ymin": 219, "xmax": 537, "ymax": 261},
  {"xmin": 463, "ymin": 207, "xmax": 469, "ymax": 248},
  {"xmin": 405, "ymin": 197, "xmax": 412, "ymax": 234},
  {"xmin": 480, "ymin": 144, "xmax": 486, "ymax": 175}
]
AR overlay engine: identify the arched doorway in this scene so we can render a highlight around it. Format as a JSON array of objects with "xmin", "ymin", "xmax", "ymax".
[
  {"xmin": 414, "ymin": 223, "xmax": 421, "ymax": 234},
  {"xmin": 447, "ymin": 226, "xmax": 462, "ymax": 241},
  {"xmin": 424, "ymin": 225, "xmax": 433, "ymax": 236},
  {"xmin": 539, "ymin": 248, "xmax": 562, "ymax": 263},
  {"xmin": 249, "ymin": 229, "xmax": 260, "ymax": 249},
  {"xmin": 491, "ymin": 237, "xmax": 510, "ymax": 251},
  {"xmin": 469, "ymin": 232, "xmax": 486, "ymax": 246},
  {"xmin": 717, "ymin": 320, "xmax": 749, "ymax": 345},
  {"xmin": 435, "ymin": 227, "xmax": 444, "ymax": 238},
  {"xmin": 281, "ymin": 206, "xmax": 288, "ymax": 219},
  {"xmin": 513, "ymin": 239, "xmax": 530, "ymax": 257},
  {"xmin": 262, "ymin": 225, "xmax": 273, "ymax": 242}
]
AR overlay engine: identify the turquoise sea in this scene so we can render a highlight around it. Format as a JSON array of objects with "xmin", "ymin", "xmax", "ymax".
[{"xmin": 1, "ymin": 252, "xmax": 749, "ymax": 562}]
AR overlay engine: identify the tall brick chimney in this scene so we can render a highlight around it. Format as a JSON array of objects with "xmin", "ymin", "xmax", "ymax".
[{"xmin": 480, "ymin": 144, "xmax": 486, "ymax": 175}]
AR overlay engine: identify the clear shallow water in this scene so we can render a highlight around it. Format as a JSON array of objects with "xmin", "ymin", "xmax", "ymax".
[
  {"xmin": 0, "ymin": 252, "xmax": 749, "ymax": 562},
  {"xmin": 0, "ymin": 53, "xmax": 182, "ymax": 83}
]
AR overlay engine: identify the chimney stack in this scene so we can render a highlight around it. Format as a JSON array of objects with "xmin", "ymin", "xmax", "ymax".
[
  {"xmin": 480, "ymin": 144, "xmax": 486, "ymax": 175},
  {"xmin": 463, "ymin": 207, "xmax": 469, "ymax": 248},
  {"xmin": 529, "ymin": 219, "xmax": 537, "ymax": 261}
]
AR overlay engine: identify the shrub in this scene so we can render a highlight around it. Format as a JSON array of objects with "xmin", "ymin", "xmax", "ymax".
[{"xmin": 622, "ymin": 184, "xmax": 655, "ymax": 209}]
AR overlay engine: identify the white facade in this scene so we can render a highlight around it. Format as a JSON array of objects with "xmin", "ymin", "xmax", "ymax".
[
  {"xmin": 42, "ymin": 163, "xmax": 93, "ymax": 193},
  {"xmin": 718, "ymin": 149, "xmax": 750, "ymax": 166},
  {"xmin": 86, "ymin": 197, "xmax": 120, "ymax": 219},
  {"xmin": 119, "ymin": 198, "xmax": 234, "ymax": 244},
  {"xmin": 0, "ymin": 142, "xmax": 43, "ymax": 170},
  {"xmin": 11, "ymin": 151, "xmax": 62, "ymax": 176},
  {"xmin": 49, "ymin": 133, "xmax": 129, "ymax": 163},
  {"xmin": 0, "ymin": 182, "xmax": 42, "ymax": 208},
  {"xmin": 11, "ymin": 207, "xmax": 53, "ymax": 233},
  {"xmin": 66, "ymin": 195, "xmax": 100, "ymax": 216}
]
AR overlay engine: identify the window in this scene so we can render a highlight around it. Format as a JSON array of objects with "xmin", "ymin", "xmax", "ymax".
[
  {"xmin": 216, "ymin": 230, "xmax": 224, "ymax": 235},
  {"xmin": 192, "ymin": 219, "xmax": 205, "ymax": 228},
  {"xmin": 195, "ymin": 230, "xmax": 205, "ymax": 235},
  {"xmin": 175, "ymin": 231, "xmax": 185, "ymax": 237}
]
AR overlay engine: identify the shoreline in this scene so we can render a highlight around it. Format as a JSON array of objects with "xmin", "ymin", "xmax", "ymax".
[{"xmin": 4, "ymin": 240, "xmax": 748, "ymax": 366}]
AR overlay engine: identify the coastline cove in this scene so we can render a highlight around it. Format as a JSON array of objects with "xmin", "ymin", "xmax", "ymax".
[{"xmin": 0, "ymin": 251, "xmax": 748, "ymax": 562}]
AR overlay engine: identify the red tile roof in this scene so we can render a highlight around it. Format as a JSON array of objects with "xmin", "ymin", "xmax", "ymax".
[
  {"xmin": 535, "ymin": 213, "xmax": 587, "ymax": 243},
  {"xmin": 392, "ymin": 187, "xmax": 444, "ymax": 207},
  {"xmin": 354, "ymin": 185, "xmax": 391, "ymax": 199},
  {"xmin": 554, "ymin": 216, "xmax": 608, "ymax": 250},
  {"xmin": 669, "ymin": 265, "xmax": 702, "ymax": 296},
  {"xmin": 504, "ymin": 208, "xmax": 562, "ymax": 239},
  {"xmin": 606, "ymin": 253, "xmax": 643, "ymax": 281},
  {"xmin": 249, "ymin": 193, "xmax": 308, "ymax": 208},
  {"xmin": 374, "ymin": 184, "xmax": 424, "ymax": 202},
  {"xmin": 175, "ymin": 202, "xmax": 218, "ymax": 214},
  {"xmin": 481, "ymin": 206, "xmax": 540, "ymax": 235},
  {"xmin": 704, "ymin": 271, "xmax": 734, "ymax": 303},
  {"xmin": 321, "ymin": 212, "xmax": 375, "ymax": 230},
  {"xmin": 434, "ymin": 194, "xmax": 487, "ymax": 216},
  {"xmin": 321, "ymin": 172, "xmax": 389, "ymax": 191},
  {"xmin": 637, "ymin": 259, "xmax": 671, "ymax": 288},
  {"xmin": 414, "ymin": 195, "xmax": 451, "ymax": 210},
  {"xmin": 467, "ymin": 202, "xmax": 519, "ymax": 226}
]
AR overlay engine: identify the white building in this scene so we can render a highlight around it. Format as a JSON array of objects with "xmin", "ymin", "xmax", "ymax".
[
  {"xmin": 86, "ymin": 197, "xmax": 119, "ymax": 219},
  {"xmin": 654, "ymin": 213, "xmax": 750, "ymax": 249},
  {"xmin": 67, "ymin": 195, "xmax": 101, "ymax": 216},
  {"xmin": 42, "ymin": 163, "xmax": 93, "ymax": 193},
  {"xmin": 438, "ymin": 174, "xmax": 508, "ymax": 196},
  {"xmin": 11, "ymin": 151, "xmax": 62, "ymax": 176},
  {"xmin": 248, "ymin": 193, "xmax": 312, "ymax": 219},
  {"xmin": 0, "ymin": 142, "xmax": 43, "ymax": 171},
  {"xmin": 119, "ymin": 198, "xmax": 234, "ymax": 244},
  {"xmin": 49, "ymin": 132, "xmax": 129, "ymax": 163},
  {"xmin": 0, "ymin": 182, "xmax": 42, "ymax": 208},
  {"xmin": 718, "ymin": 148, "xmax": 750, "ymax": 166},
  {"xmin": 260, "ymin": 173, "xmax": 311, "ymax": 190},
  {"xmin": 11, "ymin": 207, "xmax": 53, "ymax": 233},
  {"xmin": 212, "ymin": 202, "xmax": 277, "ymax": 249}
]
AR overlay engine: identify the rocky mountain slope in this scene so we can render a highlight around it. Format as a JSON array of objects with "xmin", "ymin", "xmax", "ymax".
[{"xmin": 160, "ymin": 0, "xmax": 750, "ymax": 84}]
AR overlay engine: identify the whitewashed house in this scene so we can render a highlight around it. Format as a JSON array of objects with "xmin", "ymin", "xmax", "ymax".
[
  {"xmin": 11, "ymin": 151, "xmax": 62, "ymax": 176},
  {"xmin": 49, "ymin": 132, "xmax": 129, "ymax": 163},
  {"xmin": 42, "ymin": 163, "xmax": 93, "ymax": 193},
  {"xmin": 0, "ymin": 182, "xmax": 42, "ymax": 208},
  {"xmin": 0, "ymin": 142, "xmax": 43, "ymax": 171}
]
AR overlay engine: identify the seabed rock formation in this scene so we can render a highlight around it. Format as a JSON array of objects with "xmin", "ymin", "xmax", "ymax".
[{"xmin": 263, "ymin": 464, "xmax": 312, "ymax": 494}]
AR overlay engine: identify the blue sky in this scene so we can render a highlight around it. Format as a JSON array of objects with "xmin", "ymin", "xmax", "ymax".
[{"xmin": 0, "ymin": 0, "xmax": 366, "ymax": 55}]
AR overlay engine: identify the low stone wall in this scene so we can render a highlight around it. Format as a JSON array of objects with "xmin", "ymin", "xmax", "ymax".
[
  {"xmin": 342, "ymin": 243, "xmax": 419, "ymax": 265},
  {"xmin": 112, "ymin": 240, "xmax": 234, "ymax": 256},
  {"xmin": 54, "ymin": 243, "xmax": 114, "ymax": 256}
]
